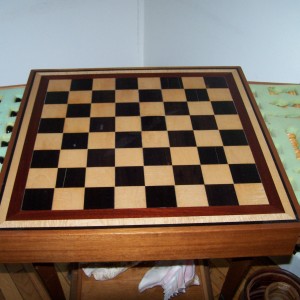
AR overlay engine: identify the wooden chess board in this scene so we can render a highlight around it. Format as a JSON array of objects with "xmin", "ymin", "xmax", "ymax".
[{"xmin": 0, "ymin": 67, "xmax": 298, "ymax": 229}]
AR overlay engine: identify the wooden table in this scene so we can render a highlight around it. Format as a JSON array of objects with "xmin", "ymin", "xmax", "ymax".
[{"xmin": 0, "ymin": 67, "xmax": 299, "ymax": 299}]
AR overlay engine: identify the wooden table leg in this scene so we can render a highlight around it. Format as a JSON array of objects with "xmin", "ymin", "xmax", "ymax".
[
  {"xmin": 219, "ymin": 258, "xmax": 253, "ymax": 300},
  {"xmin": 33, "ymin": 263, "xmax": 66, "ymax": 300},
  {"xmin": 201, "ymin": 260, "xmax": 214, "ymax": 299}
]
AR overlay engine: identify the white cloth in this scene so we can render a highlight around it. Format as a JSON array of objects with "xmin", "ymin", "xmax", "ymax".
[
  {"xmin": 82, "ymin": 261, "xmax": 139, "ymax": 281},
  {"xmin": 138, "ymin": 260, "xmax": 200, "ymax": 300}
]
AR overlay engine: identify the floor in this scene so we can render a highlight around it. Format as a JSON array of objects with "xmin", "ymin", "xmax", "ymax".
[{"xmin": 0, "ymin": 263, "xmax": 70, "ymax": 300}]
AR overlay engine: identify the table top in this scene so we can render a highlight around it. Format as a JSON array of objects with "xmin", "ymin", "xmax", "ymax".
[{"xmin": 0, "ymin": 67, "xmax": 299, "ymax": 262}]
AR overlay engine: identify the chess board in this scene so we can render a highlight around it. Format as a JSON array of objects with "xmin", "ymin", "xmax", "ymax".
[{"xmin": 0, "ymin": 67, "xmax": 298, "ymax": 229}]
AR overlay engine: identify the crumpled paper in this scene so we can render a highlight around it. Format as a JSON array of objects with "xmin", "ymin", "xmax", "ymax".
[
  {"xmin": 138, "ymin": 260, "xmax": 200, "ymax": 300},
  {"xmin": 82, "ymin": 261, "xmax": 139, "ymax": 281}
]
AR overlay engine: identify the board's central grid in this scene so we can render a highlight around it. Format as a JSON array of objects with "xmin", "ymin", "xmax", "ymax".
[{"xmin": 6, "ymin": 71, "xmax": 286, "ymax": 222}]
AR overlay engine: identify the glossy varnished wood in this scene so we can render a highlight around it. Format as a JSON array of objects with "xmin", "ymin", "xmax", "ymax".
[{"xmin": 0, "ymin": 223, "xmax": 298, "ymax": 263}]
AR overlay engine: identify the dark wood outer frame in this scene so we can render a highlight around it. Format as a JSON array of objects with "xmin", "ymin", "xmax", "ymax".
[
  {"xmin": 0, "ymin": 67, "xmax": 299, "ymax": 263},
  {"xmin": 3, "ymin": 66, "xmax": 299, "ymax": 222}
]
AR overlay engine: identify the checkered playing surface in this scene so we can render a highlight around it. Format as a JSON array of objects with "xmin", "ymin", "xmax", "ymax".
[{"xmin": 20, "ymin": 75, "xmax": 268, "ymax": 213}]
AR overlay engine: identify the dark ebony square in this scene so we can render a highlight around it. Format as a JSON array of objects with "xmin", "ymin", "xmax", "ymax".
[
  {"xmin": 45, "ymin": 92, "xmax": 68, "ymax": 104},
  {"xmin": 168, "ymin": 131, "xmax": 196, "ymax": 147},
  {"xmin": 22, "ymin": 189, "xmax": 53, "ymax": 210},
  {"xmin": 87, "ymin": 149, "xmax": 115, "ymax": 167},
  {"xmin": 70, "ymin": 79, "xmax": 93, "ymax": 91},
  {"xmin": 143, "ymin": 148, "xmax": 171, "ymax": 166},
  {"xmin": 161, "ymin": 77, "xmax": 183, "ymax": 89},
  {"xmin": 198, "ymin": 147, "xmax": 227, "ymax": 164},
  {"xmin": 173, "ymin": 165, "xmax": 204, "ymax": 185},
  {"xmin": 31, "ymin": 150, "xmax": 60, "ymax": 168},
  {"xmin": 164, "ymin": 102, "xmax": 189, "ymax": 115},
  {"xmin": 56, "ymin": 168, "xmax": 85, "ymax": 187},
  {"xmin": 205, "ymin": 184, "xmax": 238, "ymax": 206},
  {"xmin": 191, "ymin": 116, "xmax": 217, "ymax": 130},
  {"xmin": 38, "ymin": 118, "xmax": 65, "ymax": 133},
  {"xmin": 90, "ymin": 117, "xmax": 115, "ymax": 132},
  {"xmin": 185, "ymin": 89, "xmax": 209, "ymax": 101},
  {"xmin": 116, "ymin": 103, "xmax": 140, "ymax": 116},
  {"xmin": 220, "ymin": 130, "xmax": 248, "ymax": 146},
  {"xmin": 66, "ymin": 104, "xmax": 91, "ymax": 118},
  {"xmin": 62, "ymin": 133, "xmax": 88, "ymax": 149},
  {"xmin": 212, "ymin": 101, "xmax": 237, "ymax": 115},
  {"xmin": 139, "ymin": 90, "xmax": 163, "ymax": 102},
  {"xmin": 116, "ymin": 78, "xmax": 138, "ymax": 90},
  {"xmin": 116, "ymin": 132, "xmax": 142, "ymax": 148},
  {"xmin": 116, "ymin": 167, "xmax": 145, "ymax": 186},
  {"xmin": 229, "ymin": 164, "xmax": 261, "ymax": 183},
  {"xmin": 204, "ymin": 77, "xmax": 228, "ymax": 88},
  {"xmin": 84, "ymin": 187, "xmax": 114, "ymax": 209},
  {"xmin": 92, "ymin": 91, "xmax": 115, "ymax": 103},
  {"xmin": 146, "ymin": 186, "xmax": 177, "ymax": 208},
  {"xmin": 141, "ymin": 116, "xmax": 166, "ymax": 131}
]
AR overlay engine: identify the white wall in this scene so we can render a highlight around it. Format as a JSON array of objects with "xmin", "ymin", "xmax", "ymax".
[
  {"xmin": 1, "ymin": 1, "xmax": 299, "ymax": 85},
  {"xmin": 0, "ymin": 0, "xmax": 143, "ymax": 86},
  {"xmin": 144, "ymin": 0, "xmax": 300, "ymax": 83}
]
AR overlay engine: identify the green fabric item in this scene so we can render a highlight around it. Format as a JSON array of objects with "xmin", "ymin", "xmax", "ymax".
[
  {"xmin": 0, "ymin": 87, "xmax": 24, "ymax": 171},
  {"xmin": 250, "ymin": 84, "xmax": 300, "ymax": 204}
]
